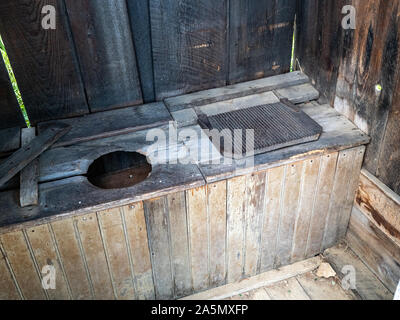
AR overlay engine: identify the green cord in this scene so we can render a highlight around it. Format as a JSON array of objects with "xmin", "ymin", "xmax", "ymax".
[{"xmin": 0, "ymin": 35, "xmax": 31, "ymax": 127}]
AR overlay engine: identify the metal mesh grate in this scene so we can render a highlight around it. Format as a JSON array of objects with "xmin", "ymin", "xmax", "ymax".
[{"xmin": 204, "ymin": 102, "xmax": 322, "ymax": 157}]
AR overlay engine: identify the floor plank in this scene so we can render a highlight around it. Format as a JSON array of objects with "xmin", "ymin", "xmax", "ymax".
[
  {"xmin": 296, "ymin": 271, "xmax": 355, "ymax": 300},
  {"xmin": 324, "ymin": 243, "xmax": 393, "ymax": 300},
  {"xmin": 265, "ymin": 278, "xmax": 310, "ymax": 300}
]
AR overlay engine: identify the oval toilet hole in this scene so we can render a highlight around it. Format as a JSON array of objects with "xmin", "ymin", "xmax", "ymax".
[{"xmin": 87, "ymin": 151, "xmax": 152, "ymax": 190}]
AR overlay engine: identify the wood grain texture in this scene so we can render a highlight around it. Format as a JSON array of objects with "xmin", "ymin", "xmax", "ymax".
[
  {"xmin": 98, "ymin": 208, "xmax": 136, "ymax": 300},
  {"xmin": 322, "ymin": 149, "xmax": 357, "ymax": 250},
  {"xmin": 338, "ymin": 146, "xmax": 366, "ymax": 239},
  {"xmin": 0, "ymin": 244, "xmax": 21, "ymax": 300},
  {"xmin": 144, "ymin": 197, "xmax": 174, "ymax": 299},
  {"xmin": 298, "ymin": 0, "xmax": 400, "ymax": 196},
  {"xmin": 165, "ymin": 71, "xmax": 309, "ymax": 112},
  {"xmin": 0, "ymin": 127, "xmax": 21, "ymax": 155},
  {"xmin": 26, "ymin": 224, "xmax": 71, "ymax": 300},
  {"xmin": 20, "ymin": 128, "xmax": 39, "ymax": 207},
  {"xmin": 0, "ymin": 123, "xmax": 70, "ymax": 187},
  {"xmin": 186, "ymin": 186, "xmax": 209, "ymax": 292},
  {"xmin": 38, "ymin": 102, "xmax": 171, "ymax": 148},
  {"xmin": 75, "ymin": 212, "xmax": 115, "ymax": 300},
  {"xmin": 0, "ymin": 0, "xmax": 88, "ymax": 124},
  {"xmin": 0, "ymin": 57, "xmax": 25, "ymax": 129},
  {"xmin": 0, "ymin": 231, "xmax": 46, "ymax": 300},
  {"xmin": 265, "ymin": 278, "xmax": 310, "ymax": 300},
  {"xmin": 296, "ymin": 271, "xmax": 354, "ymax": 300},
  {"xmin": 65, "ymin": 0, "xmax": 143, "ymax": 112},
  {"xmin": 229, "ymin": 0, "xmax": 296, "ymax": 84},
  {"xmin": 226, "ymin": 176, "xmax": 246, "ymax": 283},
  {"xmin": 275, "ymin": 162, "xmax": 303, "ymax": 267},
  {"xmin": 244, "ymin": 172, "xmax": 266, "ymax": 277},
  {"xmin": 377, "ymin": 57, "xmax": 400, "ymax": 194},
  {"xmin": 126, "ymin": 0, "xmax": 155, "ymax": 102},
  {"xmin": 291, "ymin": 157, "xmax": 320, "ymax": 262},
  {"xmin": 306, "ymin": 153, "xmax": 339, "ymax": 257},
  {"xmin": 296, "ymin": 0, "xmax": 346, "ymax": 103},
  {"xmin": 346, "ymin": 207, "xmax": 400, "ymax": 293},
  {"xmin": 122, "ymin": 203, "xmax": 155, "ymax": 300},
  {"xmin": 355, "ymin": 169, "xmax": 400, "ymax": 246},
  {"xmin": 207, "ymin": 181, "xmax": 227, "ymax": 288},
  {"xmin": 260, "ymin": 166, "xmax": 285, "ymax": 272},
  {"xmin": 149, "ymin": 0, "xmax": 227, "ymax": 100},
  {"xmin": 167, "ymin": 192, "xmax": 192, "ymax": 298},
  {"xmin": 325, "ymin": 243, "xmax": 393, "ymax": 300},
  {"xmin": 50, "ymin": 219, "xmax": 92, "ymax": 300}
]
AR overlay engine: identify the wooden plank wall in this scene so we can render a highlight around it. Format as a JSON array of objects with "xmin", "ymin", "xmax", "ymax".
[
  {"xmin": 0, "ymin": 147, "xmax": 364, "ymax": 300},
  {"xmin": 0, "ymin": 0, "xmax": 296, "ymax": 128},
  {"xmin": 296, "ymin": 0, "xmax": 400, "ymax": 195},
  {"xmin": 0, "ymin": 0, "xmax": 89, "ymax": 126},
  {"xmin": 0, "ymin": 57, "xmax": 25, "ymax": 129}
]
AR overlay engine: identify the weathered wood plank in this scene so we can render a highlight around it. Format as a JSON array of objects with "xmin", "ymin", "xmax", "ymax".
[
  {"xmin": 347, "ymin": 207, "xmax": 400, "ymax": 293},
  {"xmin": 126, "ymin": 0, "xmax": 155, "ymax": 102},
  {"xmin": 207, "ymin": 181, "xmax": 227, "ymax": 288},
  {"xmin": 0, "ymin": 231, "xmax": 46, "ymax": 300},
  {"xmin": 0, "ymin": 123, "xmax": 71, "ymax": 187},
  {"xmin": 275, "ymin": 83, "xmax": 320, "ymax": 104},
  {"xmin": 0, "ymin": 58, "xmax": 25, "ymax": 129},
  {"xmin": 149, "ymin": 0, "xmax": 227, "ymax": 100},
  {"xmin": 0, "ymin": 0, "xmax": 89, "ymax": 124},
  {"xmin": 306, "ymin": 153, "xmax": 339, "ymax": 257},
  {"xmin": 275, "ymin": 162, "xmax": 303, "ymax": 267},
  {"xmin": 167, "ymin": 193, "xmax": 192, "ymax": 298},
  {"xmin": 338, "ymin": 146, "xmax": 366, "ymax": 239},
  {"xmin": 265, "ymin": 278, "xmax": 310, "ymax": 300},
  {"xmin": 323, "ymin": 149, "xmax": 357, "ymax": 250},
  {"xmin": 195, "ymin": 91, "xmax": 279, "ymax": 117},
  {"xmin": 296, "ymin": 0, "xmax": 346, "ymax": 104},
  {"xmin": 0, "ymin": 244, "xmax": 21, "ymax": 300},
  {"xmin": 75, "ymin": 212, "xmax": 115, "ymax": 300},
  {"xmin": 144, "ymin": 197, "xmax": 174, "ymax": 299},
  {"xmin": 229, "ymin": 0, "xmax": 296, "ymax": 84},
  {"xmin": 226, "ymin": 176, "xmax": 247, "ymax": 283},
  {"xmin": 98, "ymin": 208, "xmax": 136, "ymax": 300},
  {"xmin": 65, "ymin": 0, "xmax": 143, "ymax": 112},
  {"xmin": 122, "ymin": 203, "xmax": 155, "ymax": 300},
  {"xmin": 260, "ymin": 166, "xmax": 285, "ymax": 272},
  {"xmin": 296, "ymin": 271, "xmax": 355, "ymax": 300},
  {"xmin": 0, "ymin": 161, "xmax": 205, "ymax": 233},
  {"xmin": 291, "ymin": 157, "xmax": 321, "ymax": 262},
  {"xmin": 20, "ymin": 128, "xmax": 38, "ymax": 207},
  {"xmin": 229, "ymin": 287, "xmax": 271, "ymax": 300},
  {"xmin": 186, "ymin": 186, "xmax": 209, "ymax": 292},
  {"xmin": 377, "ymin": 62, "xmax": 400, "ymax": 194},
  {"xmin": 183, "ymin": 256, "xmax": 322, "ymax": 300},
  {"xmin": 50, "ymin": 218, "xmax": 92, "ymax": 300},
  {"xmin": 324, "ymin": 243, "xmax": 393, "ymax": 300},
  {"xmin": 26, "ymin": 224, "xmax": 71, "ymax": 300},
  {"xmin": 38, "ymin": 102, "xmax": 171, "ymax": 148},
  {"xmin": 0, "ymin": 127, "xmax": 21, "ymax": 155},
  {"xmin": 244, "ymin": 172, "xmax": 266, "ymax": 277},
  {"xmin": 355, "ymin": 169, "xmax": 400, "ymax": 246},
  {"xmin": 165, "ymin": 71, "xmax": 309, "ymax": 112}
]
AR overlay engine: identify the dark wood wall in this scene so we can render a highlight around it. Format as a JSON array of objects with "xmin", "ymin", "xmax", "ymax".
[
  {"xmin": 297, "ymin": 0, "xmax": 400, "ymax": 195},
  {"xmin": 0, "ymin": 0, "xmax": 296, "ymax": 128}
]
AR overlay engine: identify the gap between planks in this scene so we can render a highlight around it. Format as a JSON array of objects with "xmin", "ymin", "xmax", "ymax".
[{"xmin": 180, "ymin": 256, "xmax": 322, "ymax": 300}]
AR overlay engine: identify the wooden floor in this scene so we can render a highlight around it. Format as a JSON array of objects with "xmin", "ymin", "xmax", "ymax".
[{"xmin": 184, "ymin": 242, "xmax": 393, "ymax": 301}]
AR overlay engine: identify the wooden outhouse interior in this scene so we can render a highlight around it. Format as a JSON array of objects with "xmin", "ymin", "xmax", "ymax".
[{"xmin": 0, "ymin": 0, "xmax": 399, "ymax": 300}]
